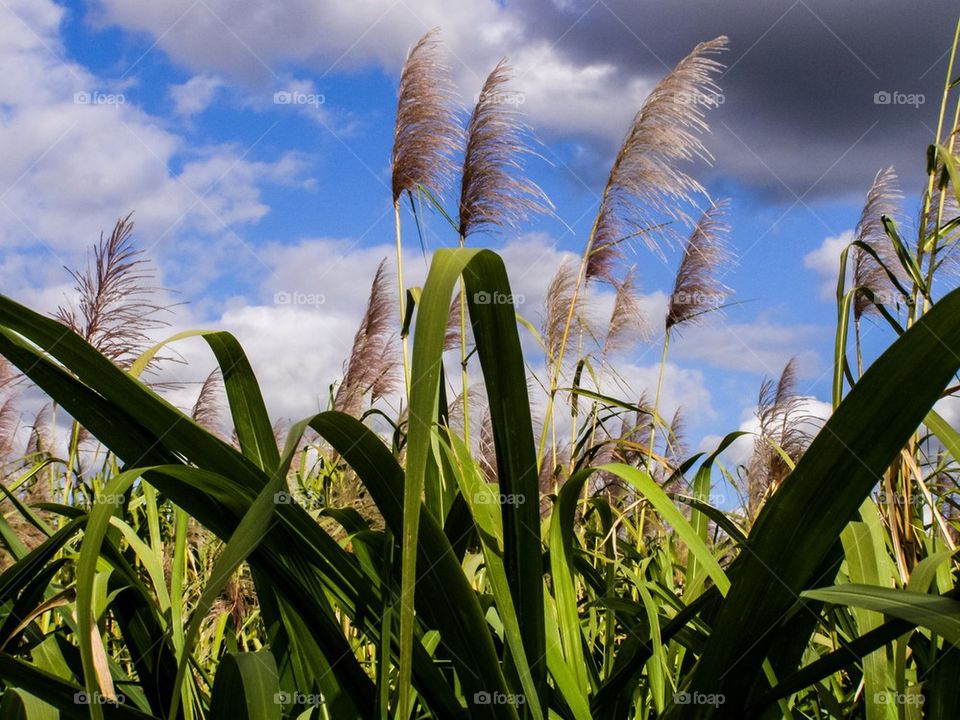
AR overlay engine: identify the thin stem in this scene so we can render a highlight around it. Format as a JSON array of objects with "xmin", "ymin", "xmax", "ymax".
[
  {"xmin": 569, "ymin": 330, "xmax": 585, "ymax": 474},
  {"xmin": 923, "ymin": 90, "xmax": 960, "ymax": 314},
  {"xmin": 913, "ymin": 16, "xmax": 960, "ymax": 324},
  {"xmin": 459, "ymin": 234, "xmax": 470, "ymax": 446},
  {"xmin": 394, "ymin": 201, "xmax": 412, "ymax": 398},
  {"xmin": 648, "ymin": 331, "xmax": 671, "ymax": 469},
  {"xmin": 854, "ymin": 316, "xmax": 863, "ymax": 379},
  {"xmin": 537, "ymin": 199, "xmax": 607, "ymax": 466}
]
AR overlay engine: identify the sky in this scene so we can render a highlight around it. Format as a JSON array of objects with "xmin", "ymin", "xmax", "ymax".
[{"xmin": 1, "ymin": 0, "xmax": 957, "ymax": 473}]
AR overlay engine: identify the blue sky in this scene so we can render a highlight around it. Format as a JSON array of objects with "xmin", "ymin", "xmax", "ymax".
[{"xmin": 2, "ymin": 0, "xmax": 957, "ymax": 471}]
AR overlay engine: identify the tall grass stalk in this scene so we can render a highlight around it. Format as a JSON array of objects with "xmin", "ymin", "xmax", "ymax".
[{"xmin": 537, "ymin": 37, "xmax": 727, "ymax": 469}]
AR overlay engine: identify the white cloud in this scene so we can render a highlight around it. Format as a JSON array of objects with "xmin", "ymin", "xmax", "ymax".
[
  {"xmin": 507, "ymin": 44, "xmax": 653, "ymax": 141},
  {"xmin": 0, "ymin": 0, "xmax": 314, "ymax": 309},
  {"xmin": 169, "ymin": 74, "xmax": 223, "ymax": 116},
  {"xmin": 143, "ymin": 234, "xmax": 717, "ymax": 426},
  {"xmin": 803, "ymin": 228, "xmax": 853, "ymax": 301},
  {"xmin": 674, "ymin": 318, "xmax": 825, "ymax": 377},
  {"xmin": 89, "ymin": 0, "xmax": 663, "ymax": 145}
]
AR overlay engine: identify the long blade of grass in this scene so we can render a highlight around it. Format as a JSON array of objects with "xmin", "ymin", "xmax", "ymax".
[
  {"xmin": 681, "ymin": 285, "xmax": 960, "ymax": 717},
  {"xmin": 802, "ymin": 585, "xmax": 960, "ymax": 643},
  {"xmin": 400, "ymin": 248, "xmax": 544, "ymax": 716}
]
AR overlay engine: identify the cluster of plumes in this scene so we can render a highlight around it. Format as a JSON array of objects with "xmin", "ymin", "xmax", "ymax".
[
  {"xmin": 334, "ymin": 260, "xmax": 401, "ymax": 417},
  {"xmin": 55, "ymin": 214, "xmax": 172, "ymax": 370},
  {"xmin": 744, "ymin": 359, "xmax": 812, "ymax": 518},
  {"xmin": 0, "ymin": 360, "xmax": 52, "ymax": 569},
  {"xmin": 587, "ymin": 35, "xmax": 728, "ymax": 282},
  {"xmin": 543, "ymin": 259, "xmax": 649, "ymax": 376},
  {"xmin": 391, "ymin": 29, "xmax": 462, "ymax": 203},
  {"xmin": 851, "ymin": 167, "xmax": 903, "ymax": 320},
  {"xmin": 187, "ymin": 527, "xmax": 256, "ymax": 636},
  {"xmin": 391, "ymin": 30, "xmax": 550, "ymax": 239},
  {"xmin": 447, "ymin": 380, "xmax": 544, "ymax": 487},
  {"xmin": 666, "ymin": 199, "xmax": 731, "ymax": 331},
  {"xmin": 458, "ymin": 60, "xmax": 553, "ymax": 238}
]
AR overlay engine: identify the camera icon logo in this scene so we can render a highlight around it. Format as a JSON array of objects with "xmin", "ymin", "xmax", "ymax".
[{"xmin": 874, "ymin": 90, "xmax": 892, "ymax": 105}]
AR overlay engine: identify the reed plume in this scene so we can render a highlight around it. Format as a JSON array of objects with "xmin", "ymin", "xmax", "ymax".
[
  {"xmin": 391, "ymin": 30, "xmax": 461, "ymax": 398},
  {"xmin": 852, "ymin": 167, "xmax": 902, "ymax": 320},
  {"xmin": 0, "ymin": 397, "xmax": 16, "ymax": 461},
  {"xmin": 25, "ymin": 405, "xmax": 51, "ymax": 458},
  {"xmin": 191, "ymin": 369, "xmax": 223, "ymax": 433},
  {"xmin": 649, "ymin": 200, "xmax": 730, "ymax": 464},
  {"xmin": 0, "ymin": 359, "xmax": 19, "ymax": 462},
  {"xmin": 477, "ymin": 408, "xmax": 497, "ymax": 483},
  {"xmin": 666, "ymin": 200, "xmax": 731, "ymax": 330},
  {"xmin": 55, "ymin": 213, "xmax": 172, "ymax": 370},
  {"xmin": 667, "ymin": 407, "xmax": 687, "ymax": 466},
  {"xmin": 603, "ymin": 270, "xmax": 647, "ymax": 354},
  {"xmin": 544, "ymin": 258, "xmax": 580, "ymax": 370},
  {"xmin": 334, "ymin": 260, "xmax": 400, "ymax": 417},
  {"xmin": 458, "ymin": 59, "xmax": 552, "ymax": 238},
  {"xmin": 443, "ymin": 295, "xmax": 464, "ymax": 351},
  {"xmin": 392, "ymin": 30, "xmax": 461, "ymax": 202},
  {"xmin": 593, "ymin": 36, "xmax": 727, "ymax": 262},
  {"xmin": 456, "ymin": 59, "xmax": 552, "ymax": 447},
  {"xmin": 746, "ymin": 358, "xmax": 811, "ymax": 517}
]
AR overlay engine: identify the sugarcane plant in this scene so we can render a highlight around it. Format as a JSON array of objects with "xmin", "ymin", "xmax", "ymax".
[{"xmin": 0, "ymin": 17, "xmax": 959, "ymax": 720}]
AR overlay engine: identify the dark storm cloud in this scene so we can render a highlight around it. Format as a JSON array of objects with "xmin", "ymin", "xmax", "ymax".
[{"xmin": 512, "ymin": 0, "xmax": 956, "ymax": 203}]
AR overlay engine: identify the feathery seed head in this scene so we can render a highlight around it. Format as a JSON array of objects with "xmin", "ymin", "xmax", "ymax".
[
  {"xmin": 593, "ymin": 36, "xmax": 727, "ymax": 264},
  {"xmin": 391, "ymin": 30, "xmax": 462, "ymax": 202},
  {"xmin": 458, "ymin": 59, "xmax": 552, "ymax": 238},
  {"xmin": 666, "ymin": 199, "xmax": 731, "ymax": 331}
]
